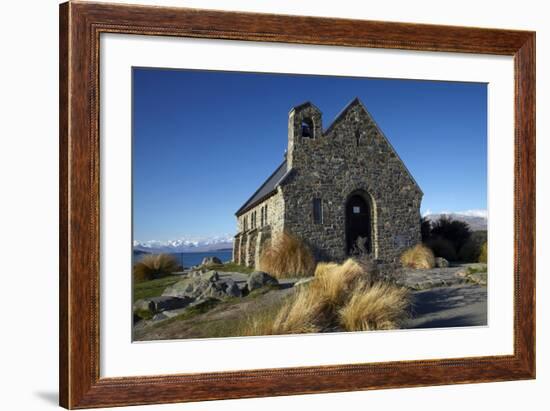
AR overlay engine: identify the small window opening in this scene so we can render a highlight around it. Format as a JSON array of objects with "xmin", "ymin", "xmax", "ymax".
[
  {"xmin": 260, "ymin": 207, "xmax": 265, "ymax": 227},
  {"xmin": 301, "ymin": 118, "xmax": 314, "ymax": 138},
  {"xmin": 313, "ymin": 198, "xmax": 323, "ymax": 224}
]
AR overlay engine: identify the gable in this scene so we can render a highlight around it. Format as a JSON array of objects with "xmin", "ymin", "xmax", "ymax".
[{"xmin": 324, "ymin": 98, "xmax": 423, "ymax": 195}]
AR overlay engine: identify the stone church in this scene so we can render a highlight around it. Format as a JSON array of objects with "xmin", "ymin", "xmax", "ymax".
[{"xmin": 233, "ymin": 98, "xmax": 422, "ymax": 268}]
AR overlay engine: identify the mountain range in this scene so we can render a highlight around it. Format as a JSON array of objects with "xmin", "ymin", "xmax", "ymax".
[{"xmin": 133, "ymin": 235, "xmax": 234, "ymax": 253}]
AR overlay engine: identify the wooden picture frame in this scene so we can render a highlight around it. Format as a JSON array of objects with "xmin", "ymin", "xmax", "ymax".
[{"xmin": 59, "ymin": 1, "xmax": 535, "ymax": 408}]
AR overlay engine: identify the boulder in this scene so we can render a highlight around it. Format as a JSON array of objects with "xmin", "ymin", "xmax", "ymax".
[
  {"xmin": 163, "ymin": 277, "xmax": 213, "ymax": 299},
  {"xmin": 202, "ymin": 270, "xmax": 220, "ymax": 282},
  {"xmin": 201, "ymin": 256, "xmax": 222, "ymax": 266},
  {"xmin": 162, "ymin": 271, "xmax": 243, "ymax": 300},
  {"xmin": 435, "ymin": 257, "xmax": 449, "ymax": 268},
  {"xmin": 224, "ymin": 279, "xmax": 242, "ymax": 298},
  {"xmin": 148, "ymin": 296, "xmax": 193, "ymax": 313},
  {"xmin": 247, "ymin": 271, "xmax": 279, "ymax": 291},
  {"xmin": 133, "ymin": 296, "xmax": 192, "ymax": 316},
  {"xmin": 152, "ymin": 313, "xmax": 168, "ymax": 322},
  {"xmin": 239, "ymin": 283, "xmax": 250, "ymax": 297}
]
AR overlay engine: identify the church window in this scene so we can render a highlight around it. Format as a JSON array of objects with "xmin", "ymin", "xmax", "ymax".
[{"xmin": 313, "ymin": 198, "xmax": 323, "ymax": 224}]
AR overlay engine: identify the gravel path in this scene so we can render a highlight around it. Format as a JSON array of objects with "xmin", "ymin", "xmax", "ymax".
[{"xmin": 405, "ymin": 284, "xmax": 487, "ymax": 329}]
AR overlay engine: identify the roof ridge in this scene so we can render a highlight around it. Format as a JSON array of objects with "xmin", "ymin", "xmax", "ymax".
[
  {"xmin": 235, "ymin": 160, "xmax": 287, "ymax": 216},
  {"xmin": 323, "ymin": 97, "xmax": 362, "ymax": 135}
]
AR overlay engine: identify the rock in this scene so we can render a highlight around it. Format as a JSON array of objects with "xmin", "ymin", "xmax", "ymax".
[
  {"xmin": 152, "ymin": 313, "xmax": 168, "ymax": 322},
  {"xmin": 294, "ymin": 277, "xmax": 315, "ymax": 287},
  {"xmin": 163, "ymin": 277, "xmax": 213, "ymax": 299},
  {"xmin": 201, "ymin": 256, "xmax": 222, "ymax": 266},
  {"xmin": 455, "ymin": 269, "xmax": 468, "ymax": 278},
  {"xmin": 202, "ymin": 270, "xmax": 220, "ymax": 282},
  {"xmin": 149, "ymin": 296, "xmax": 193, "ymax": 312},
  {"xmin": 247, "ymin": 271, "xmax": 279, "ymax": 291},
  {"xmin": 224, "ymin": 279, "xmax": 242, "ymax": 298},
  {"xmin": 133, "ymin": 296, "xmax": 192, "ymax": 316},
  {"xmin": 467, "ymin": 272, "xmax": 487, "ymax": 286},
  {"xmin": 162, "ymin": 271, "xmax": 243, "ymax": 300},
  {"xmin": 133, "ymin": 298, "xmax": 153, "ymax": 313},
  {"xmin": 239, "ymin": 283, "xmax": 250, "ymax": 297},
  {"xmin": 435, "ymin": 257, "xmax": 449, "ymax": 268}
]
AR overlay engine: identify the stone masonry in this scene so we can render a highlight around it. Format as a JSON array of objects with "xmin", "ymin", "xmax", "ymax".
[{"xmin": 234, "ymin": 98, "xmax": 422, "ymax": 268}]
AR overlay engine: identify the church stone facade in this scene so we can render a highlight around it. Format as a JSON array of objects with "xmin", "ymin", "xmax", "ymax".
[{"xmin": 233, "ymin": 98, "xmax": 422, "ymax": 269}]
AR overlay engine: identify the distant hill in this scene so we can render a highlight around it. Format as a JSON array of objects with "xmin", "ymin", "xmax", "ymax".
[
  {"xmin": 424, "ymin": 210, "xmax": 487, "ymax": 231},
  {"xmin": 133, "ymin": 249, "xmax": 150, "ymax": 256}
]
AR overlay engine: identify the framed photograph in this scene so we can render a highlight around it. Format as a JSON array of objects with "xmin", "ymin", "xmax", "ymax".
[{"xmin": 59, "ymin": 1, "xmax": 535, "ymax": 408}]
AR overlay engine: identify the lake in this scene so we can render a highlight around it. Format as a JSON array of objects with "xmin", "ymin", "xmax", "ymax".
[{"xmin": 133, "ymin": 249, "xmax": 233, "ymax": 268}]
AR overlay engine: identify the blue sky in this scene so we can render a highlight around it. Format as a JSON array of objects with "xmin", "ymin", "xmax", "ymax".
[{"xmin": 133, "ymin": 68, "xmax": 487, "ymax": 242}]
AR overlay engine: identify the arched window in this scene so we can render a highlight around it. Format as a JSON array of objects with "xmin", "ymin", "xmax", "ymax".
[
  {"xmin": 301, "ymin": 118, "xmax": 314, "ymax": 138},
  {"xmin": 260, "ymin": 207, "xmax": 265, "ymax": 227}
]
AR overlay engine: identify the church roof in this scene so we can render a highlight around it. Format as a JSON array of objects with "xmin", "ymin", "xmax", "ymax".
[{"xmin": 235, "ymin": 160, "xmax": 291, "ymax": 216}]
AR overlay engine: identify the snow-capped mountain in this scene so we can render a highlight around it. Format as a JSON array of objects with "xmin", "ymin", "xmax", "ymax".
[
  {"xmin": 133, "ymin": 235, "xmax": 234, "ymax": 253},
  {"xmin": 423, "ymin": 209, "xmax": 487, "ymax": 231}
]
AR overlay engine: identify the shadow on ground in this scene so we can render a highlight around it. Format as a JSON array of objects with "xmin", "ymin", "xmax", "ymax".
[{"xmin": 405, "ymin": 284, "xmax": 487, "ymax": 329}]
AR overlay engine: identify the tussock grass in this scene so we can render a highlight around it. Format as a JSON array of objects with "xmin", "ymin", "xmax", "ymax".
[
  {"xmin": 400, "ymin": 244, "xmax": 435, "ymax": 269},
  {"xmin": 339, "ymin": 282, "xmax": 410, "ymax": 331},
  {"xmin": 240, "ymin": 258, "xmax": 409, "ymax": 336},
  {"xmin": 314, "ymin": 259, "xmax": 364, "ymax": 307},
  {"xmin": 133, "ymin": 254, "xmax": 180, "ymax": 283},
  {"xmin": 258, "ymin": 231, "xmax": 315, "ymax": 278},
  {"xmin": 478, "ymin": 242, "xmax": 488, "ymax": 263}
]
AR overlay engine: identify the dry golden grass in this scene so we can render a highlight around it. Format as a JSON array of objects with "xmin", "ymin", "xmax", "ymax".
[
  {"xmin": 133, "ymin": 253, "xmax": 179, "ymax": 283},
  {"xmin": 240, "ymin": 258, "xmax": 409, "ymax": 335},
  {"xmin": 339, "ymin": 282, "xmax": 410, "ymax": 331},
  {"xmin": 400, "ymin": 244, "xmax": 435, "ymax": 269},
  {"xmin": 314, "ymin": 259, "xmax": 364, "ymax": 307},
  {"xmin": 478, "ymin": 242, "xmax": 488, "ymax": 263},
  {"xmin": 271, "ymin": 288, "xmax": 326, "ymax": 334},
  {"xmin": 258, "ymin": 231, "xmax": 315, "ymax": 278}
]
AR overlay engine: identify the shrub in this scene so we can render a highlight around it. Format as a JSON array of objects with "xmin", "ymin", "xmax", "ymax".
[
  {"xmin": 430, "ymin": 216, "xmax": 472, "ymax": 253},
  {"xmin": 478, "ymin": 242, "xmax": 488, "ymax": 263},
  {"xmin": 258, "ymin": 231, "xmax": 315, "ymax": 278},
  {"xmin": 427, "ymin": 236, "xmax": 457, "ymax": 261},
  {"xmin": 421, "ymin": 217, "xmax": 432, "ymax": 242},
  {"xmin": 400, "ymin": 244, "xmax": 435, "ymax": 269},
  {"xmin": 458, "ymin": 231, "xmax": 487, "ymax": 262},
  {"xmin": 339, "ymin": 281, "xmax": 410, "ymax": 331},
  {"xmin": 133, "ymin": 253, "xmax": 179, "ymax": 283},
  {"xmin": 240, "ymin": 258, "xmax": 409, "ymax": 335}
]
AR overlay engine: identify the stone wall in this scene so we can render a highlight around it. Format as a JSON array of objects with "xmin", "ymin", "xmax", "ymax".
[
  {"xmin": 233, "ymin": 190, "xmax": 284, "ymax": 268},
  {"xmin": 282, "ymin": 100, "xmax": 422, "ymax": 264}
]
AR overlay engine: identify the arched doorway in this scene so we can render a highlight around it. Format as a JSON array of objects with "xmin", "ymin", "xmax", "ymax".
[{"xmin": 345, "ymin": 193, "xmax": 372, "ymax": 255}]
